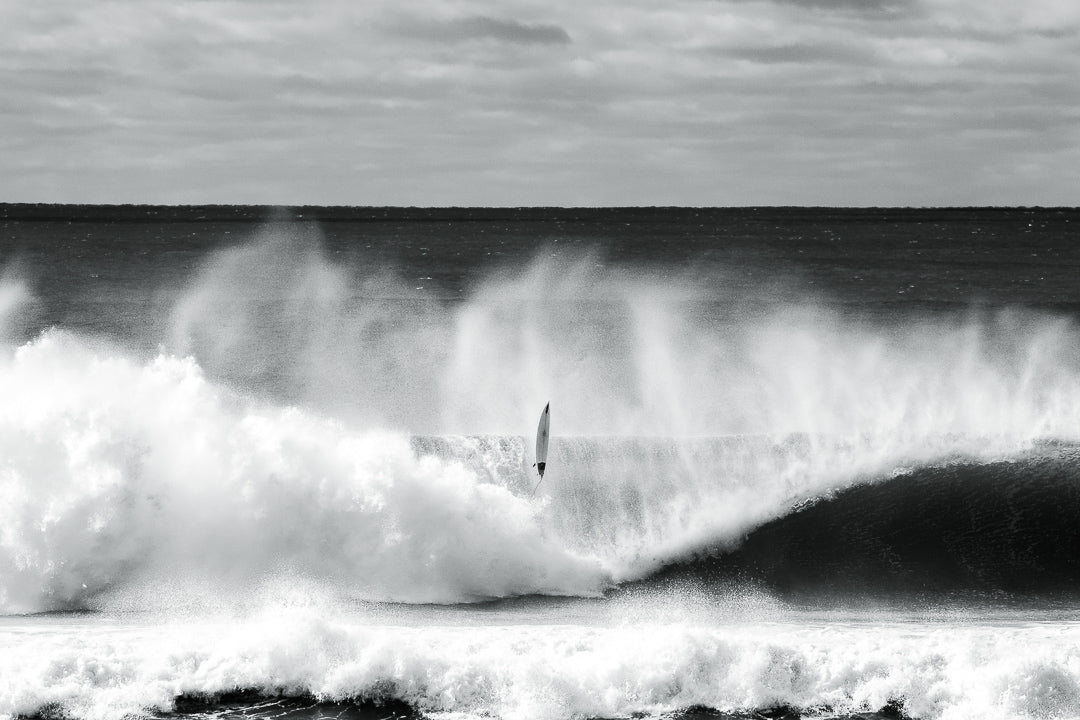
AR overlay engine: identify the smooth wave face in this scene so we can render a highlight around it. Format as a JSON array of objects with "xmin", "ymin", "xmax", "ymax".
[{"xmin": 647, "ymin": 446, "xmax": 1080, "ymax": 599}]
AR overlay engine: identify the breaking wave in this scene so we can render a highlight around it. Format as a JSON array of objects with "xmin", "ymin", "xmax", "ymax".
[{"xmin": 4, "ymin": 226, "xmax": 1080, "ymax": 613}]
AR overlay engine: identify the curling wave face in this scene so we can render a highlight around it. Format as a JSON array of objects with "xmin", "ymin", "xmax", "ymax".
[{"xmin": 647, "ymin": 446, "xmax": 1080, "ymax": 598}]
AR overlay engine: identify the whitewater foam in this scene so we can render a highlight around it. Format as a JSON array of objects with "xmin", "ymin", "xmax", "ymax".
[
  {"xmin": 0, "ymin": 330, "xmax": 605, "ymax": 613},
  {"xmin": 3, "ymin": 606, "xmax": 1080, "ymax": 720}
]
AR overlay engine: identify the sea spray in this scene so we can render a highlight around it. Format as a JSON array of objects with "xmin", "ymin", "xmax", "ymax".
[
  {"xmin": 7, "ymin": 227, "xmax": 1080, "ymax": 610},
  {"xmin": 162, "ymin": 226, "xmax": 1080, "ymax": 444},
  {"xmin": 168, "ymin": 224, "xmax": 448, "ymax": 430}
]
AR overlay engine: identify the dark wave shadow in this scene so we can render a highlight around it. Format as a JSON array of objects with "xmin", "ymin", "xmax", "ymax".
[{"xmin": 642, "ymin": 449, "xmax": 1080, "ymax": 602}]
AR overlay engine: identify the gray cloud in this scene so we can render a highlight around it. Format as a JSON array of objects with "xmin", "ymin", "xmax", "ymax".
[
  {"xmin": 796, "ymin": 0, "xmax": 913, "ymax": 9},
  {"xmin": 399, "ymin": 15, "xmax": 572, "ymax": 45},
  {"xmin": 729, "ymin": 0, "xmax": 919, "ymax": 17},
  {"xmin": 1, "ymin": 0, "xmax": 1077, "ymax": 205},
  {"xmin": 715, "ymin": 42, "xmax": 875, "ymax": 65}
]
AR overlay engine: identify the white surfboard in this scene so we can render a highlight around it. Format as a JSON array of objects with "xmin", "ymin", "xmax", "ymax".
[
  {"xmin": 530, "ymin": 403, "xmax": 550, "ymax": 497},
  {"xmin": 535, "ymin": 402, "xmax": 550, "ymax": 479}
]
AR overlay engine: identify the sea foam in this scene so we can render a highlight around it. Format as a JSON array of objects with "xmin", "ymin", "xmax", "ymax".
[{"xmin": 3, "ymin": 608, "xmax": 1080, "ymax": 720}]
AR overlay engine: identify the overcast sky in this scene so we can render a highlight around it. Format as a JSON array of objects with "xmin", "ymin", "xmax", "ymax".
[{"xmin": 2, "ymin": 0, "xmax": 1078, "ymax": 206}]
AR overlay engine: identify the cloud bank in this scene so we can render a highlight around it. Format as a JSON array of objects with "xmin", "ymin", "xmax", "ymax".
[{"xmin": 1, "ymin": 0, "xmax": 1077, "ymax": 205}]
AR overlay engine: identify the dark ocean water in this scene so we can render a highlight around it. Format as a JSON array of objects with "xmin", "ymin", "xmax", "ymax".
[
  {"xmin": 2, "ymin": 205, "xmax": 1080, "ymax": 720},
  {"xmin": 4, "ymin": 206, "xmax": 1080, "ymax": 335}
]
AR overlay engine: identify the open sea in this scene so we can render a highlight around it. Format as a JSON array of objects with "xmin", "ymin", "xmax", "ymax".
[{"xmin": 2, "ymin": 205, "xmax": 1080, "ymax": 720}]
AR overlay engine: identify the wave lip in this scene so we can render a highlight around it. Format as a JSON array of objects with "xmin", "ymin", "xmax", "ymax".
[{"xmin": 646, "ymin": 447, "xmax": 1080, "ymax": 599}]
